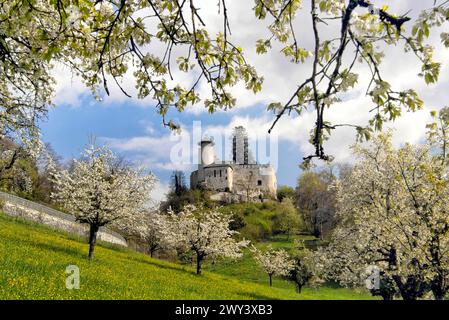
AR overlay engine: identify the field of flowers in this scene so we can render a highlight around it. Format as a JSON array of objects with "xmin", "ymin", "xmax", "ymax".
[{"xmin": 0, "ymin": 213, "xmax": 373, "ymax": 300}]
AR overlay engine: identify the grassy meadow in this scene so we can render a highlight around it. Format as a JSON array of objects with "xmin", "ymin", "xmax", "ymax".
[
  {"xmin": 0, "ymin": 212, "xmax": 375, "ymax": 300},
  {"xmin": 203, "ymin": 234, "xmax": 372, "ymax": 300}
]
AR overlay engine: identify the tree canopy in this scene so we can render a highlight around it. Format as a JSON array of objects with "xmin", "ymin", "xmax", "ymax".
[
  {"xmin": 315, "ymin": 132, "xmax": 449, "ymax": 300},
  {"xmin": 1, "ymin": 0, "xmax": 262, "ymax": 143},
  {"xmin": 163, "ymin": 204, "xmax": 250, "ymax": 274},
  {"xmin": 1, "ymin": 1, "xmax": 448, "ymax": 161},
  {"xmin": 260, "ymin": 0, "xmax": 447, "ymax": 162},
  {"xmin": 51, "ymin": 143, "xmax": 157, "ymax": 259}
]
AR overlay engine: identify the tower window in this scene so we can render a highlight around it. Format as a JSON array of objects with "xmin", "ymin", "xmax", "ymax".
[
  {"xmin": 214, "ymin": 170, "xmax": 216, "ymax": 177},
  {"xmin": 257, "ymin": 180, "xmax": 262, "ymax": 186}
]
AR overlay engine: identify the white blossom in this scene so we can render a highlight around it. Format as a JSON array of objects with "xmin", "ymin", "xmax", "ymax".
[
  {"xmin": 51, "ymin": 143, "xmax": 157, "ymax": 259},
  {"xmin": 251, "ymin": 245, "xmax": 294, "ymax": 287},
  {"xmin": 163, "ymin": 205, "xmax": 250, "ymax": 274},
  {"xmin": 314, "ymin": 132, "xmax": 449, "ymax": 300}
]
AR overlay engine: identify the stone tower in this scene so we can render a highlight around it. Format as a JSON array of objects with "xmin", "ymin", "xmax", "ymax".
[
  {"xmin": 190, "ymin": 126, "xmax": 277, "ymax": 202},
  {"xmin": 232, "ymin": 126, "xmax": 249, "ymax": 164},
  {"xmin": 200, "ymin": 138, "xmax": 215, "ymax": 166}
]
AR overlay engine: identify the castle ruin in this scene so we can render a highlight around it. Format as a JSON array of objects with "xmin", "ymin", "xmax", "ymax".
[{"xmin": 190, "ymin": 126, "xmax": 277, "ymax": 202}]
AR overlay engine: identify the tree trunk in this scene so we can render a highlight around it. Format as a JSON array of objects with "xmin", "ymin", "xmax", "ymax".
[
  {"xmin": 148, "ymin": 245, "xmax": 157, "ymax": 258},
  {"xmin": 88, "ymin": 224, "xmax": 99, "ymax": 260},
  {"xmin": 380, "ymin": 292, "xmax": 394, "ymax": 300},
  {"xmin": 432, "ymin": 290, "xmax": 445, "ymax": 301},
  {"xmin": 431, "ymin": 277, "xmax": 447, "ymax": 300},
  {"xmin": 392, "ymin": 275, "xmax": 425, "ymax": 301},
  {"xmin": 269, "ymin": 274, "xmax": 272, "ymax": 287},
  {"xmin": 196, "ymin": 253, "xmax": 203, "ymax": 275},
  {"xmin": 401, "ymin": 294, "xmax": 417, "ymax": 301}
]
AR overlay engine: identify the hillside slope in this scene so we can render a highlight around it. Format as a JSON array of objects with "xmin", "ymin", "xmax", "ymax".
[
  {"xmin": 204, "ymin": 236, "xmax": 374, "ymax": 300},
  {"xmin": 0, "ymin": 213, "xmax": 373, "ymax": 300}
]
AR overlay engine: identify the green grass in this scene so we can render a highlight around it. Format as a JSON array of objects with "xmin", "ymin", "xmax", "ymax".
[
  {"xmin": 204, "ymin": 234, "xmax": 375, "ymax": 300},
  {"xmin": 0, "ymin": 212, "xmax": 375, "ymax": 300}
]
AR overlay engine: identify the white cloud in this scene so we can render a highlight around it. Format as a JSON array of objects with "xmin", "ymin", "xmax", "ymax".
[
  {"xmin": 52, "ymin": 63, "xmax": 88, "ymax": 107},
  {"xmin": 53, "ymin": 1, "xmax": 449, "ymax": 168},
  {"xmin": 52, "ymin": 0, "xmax": 449, "ymax": 116},
  {"xmin": 102, "ymin": 126, "xmax": 198, "ymax": 172},
  {"xmin": 104, "ymin": 135, "xmax": 173, "ymax": 153},
  {"xmin": 152, "ymin": 162, "xmax": 195, "ymax": 172},
  {"xmin": 151, "ymin": 180, "xmax": 170, "ymax": 204},
  {"xmin": 199, "ymin": 91, "xmax": 436, "ymax": 165}
]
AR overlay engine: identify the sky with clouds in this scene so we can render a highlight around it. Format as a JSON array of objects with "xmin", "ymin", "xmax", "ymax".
[{"xmin": 40, "ymin": 0, "xmax": 449, "ymax": 202}]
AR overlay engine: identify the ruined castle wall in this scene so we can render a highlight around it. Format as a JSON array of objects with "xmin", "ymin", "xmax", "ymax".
[
  {"xmin": 203, "ymin": 166, "xmax": 232, "ymax": 191},
  {"xmin": 232, "ymin": 165, "xmax": 277, "ymax": 198},
  {"xmin": 259, "ymin": 166, "xmax": 277, "ymax": 197}
]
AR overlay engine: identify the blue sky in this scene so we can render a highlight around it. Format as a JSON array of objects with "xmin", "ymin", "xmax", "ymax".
[
  {"xmin": 40, "ymin": 95, "xmax": 303, "ymax": 200},
  {"xmin": 41, "ymin": 0, "xmax": 449, "ymax": 201}
]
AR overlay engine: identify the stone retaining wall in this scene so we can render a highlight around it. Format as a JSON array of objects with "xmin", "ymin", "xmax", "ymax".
[{"xmin": 0, "ymin": 191, "xmax": 127, "ymax": 247}]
